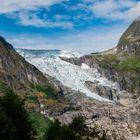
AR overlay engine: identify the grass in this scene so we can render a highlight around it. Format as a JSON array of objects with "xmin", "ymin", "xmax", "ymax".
[
  {"xmin": 99, "ymin": 53, "xmax": 140, "ymax": 73},
  {"xmin": 98, "ymin": 54, "xmax": 119, "ymax": 69},
  {"xmin": 112, "ymin": 56, "xmax": 140, "ymax": 72}
]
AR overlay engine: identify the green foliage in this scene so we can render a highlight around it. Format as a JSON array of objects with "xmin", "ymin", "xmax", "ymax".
[
  {"xmin": 100, "ymin": 54, "xmax": 119, "ymax": 69},
  {"xmin": 44, "ymin": 116, "xmax": 107, "ymax": 140},
  {"xmin": 0, "ymin": 105, "xmax": 16, "ymax": 140},
  {"xmin": 103, "ymin": 54, "xmax": 118, "ymax": 63},
  {"xmin": 29, "ymin": 112, "xmax": 51, "ymax": 140},
  {"xmin": 26, "ymin": 96, "xmax": 38, "ymax": 104},
  {"xmin": 115, "ymin": 57, "xmax": 140, "ymax": 72},
  {"xmin": 100, "ymin": 53, "xmax": 140, "ymax": 73},
  {"xmin": 69, "ymin": 116, "xmax": 88, "ymax": 138},
  {"xmin": 31, "ymin": 84, "xmax": 56, "ymax": 100},
  {"xmin": 44, "ymin": 120, "xmax": 77, "ymax": 140},
  {"xmin": 0, "ymin": 91, "xmax": 36, "ymax": 140},
  {"xmin": 0, "ymin": 82, "xmax": 10, "ymax": 96},
  {"xmin": 0, "ymin": 82, "xmax": 108, "ymax": 140}
]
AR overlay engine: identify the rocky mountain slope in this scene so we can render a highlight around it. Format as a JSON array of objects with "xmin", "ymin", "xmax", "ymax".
[
  {"xmin": 117, "ymin": 17, "xmax": 140, "ymax": 55},
  {"xmin": 0, "ymin": 36, "xmax": 67, "ymax": 113},
  {"xmin": 0, "ymin": 36, "xmax": 50, "ymax": 91}
]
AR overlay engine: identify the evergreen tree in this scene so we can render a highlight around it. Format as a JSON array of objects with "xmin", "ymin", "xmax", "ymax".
[
  {"xmin": 44, "ymin": 120, "xmax": 77, "ymax": 140},
  {"xmin": 0, "ymin": 90, "xmax": 36, "ymax": 140},
  {"xmin": 0, "ymin": 104, "xmax": 16, "ymax": 140}
]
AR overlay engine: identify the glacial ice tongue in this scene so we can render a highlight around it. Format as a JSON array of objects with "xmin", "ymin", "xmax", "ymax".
[{"xmin": 17, "ymin": 49, "xmax": 119, "ymax": 102}]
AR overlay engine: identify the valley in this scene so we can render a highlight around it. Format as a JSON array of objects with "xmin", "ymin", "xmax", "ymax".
[{"xmin": 1, "ymin": 15, "xmax": 140, "ymax": 140}]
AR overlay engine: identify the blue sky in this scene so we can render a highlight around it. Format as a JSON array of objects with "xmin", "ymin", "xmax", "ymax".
[{"xmin": 0, "ymin": 0, "xmax": 140, "ymax": 53}]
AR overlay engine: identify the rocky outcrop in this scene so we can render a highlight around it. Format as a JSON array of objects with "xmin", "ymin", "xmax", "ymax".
[
  {"xmin": 85, "ymin": 81, "xmax": 119, "ymax": 101},
  {"xmin": 60, "ymin": 57, "xmax": 82, "ymax": 66}
]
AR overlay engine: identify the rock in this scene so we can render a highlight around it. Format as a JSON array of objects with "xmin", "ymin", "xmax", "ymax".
[{"xmin": 85, "ymin": 81, "xmax": 119, "ymax": 101}]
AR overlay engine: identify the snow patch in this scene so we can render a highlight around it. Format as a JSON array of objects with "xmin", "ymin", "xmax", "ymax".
[
  {"xmin": 81, "ymin": 63, "xmax": 90, "ymax": 69},
  {"xmin": 58, "ymin": 50, "xmax": 82, "ymax": 58}
]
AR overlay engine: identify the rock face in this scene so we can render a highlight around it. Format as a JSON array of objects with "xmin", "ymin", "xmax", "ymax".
[
  {"xmin": 85, "ymin": 81, "xmax": 119, "ymax": 100},
  {"xmin": 0, "ymin": 36, "xmax": 60, "ymax": 94}
]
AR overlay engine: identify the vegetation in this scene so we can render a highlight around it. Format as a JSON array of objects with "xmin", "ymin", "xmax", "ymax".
[
  {"xmin": 115, "ymin": 57, "xmax": 140, "ymax": 72},
  {"xmin": 44, "ymin": 116, "xmax": 107, "ymax": 140},
  {"xmin": 0, "ymin": 83, "xmax": 107, "ymax": 140},
  {"xmin": 100, "ymin": 54, "xmax": 119, "ymax": 69},
  {"xmin": 0, "ymin": 90, "xmax": 36, "ymax": 140},
  {"xmin": 31, "ymin": 84, "xmax": 57, "ymax": 100},
  {"xmin": 44, "ymin": 120, "xmax": 77, "ymax": 140},
  {"xmin": 29, "ymin": 112, "xmax": 51, "ymax": 140},
  {"xmin": 0, "ymin": 88, "xmax": 108, "ymax": 140},
  {"xmin": 99, "ymin": 53, "xmax": 140, "ymax": 73},
  {"xmin": 0, "ymin": 82, "xmax": 10, "ymax": 96}
]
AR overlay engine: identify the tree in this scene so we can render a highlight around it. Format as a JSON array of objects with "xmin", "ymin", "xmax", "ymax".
[
  {"xmin": 0, "ymin": 90, "xmax": 36, "ymax": 140},
  {"xmin": 0, "ymin": 104, "xmax": 16, "ymax": 140},
  {"xmin": 44, "ymin": 120, "xmax": 77, "ymax": 140},
  {"xmin": 69, "ymin": 116, "xmax": 88, "ymax": 137}
]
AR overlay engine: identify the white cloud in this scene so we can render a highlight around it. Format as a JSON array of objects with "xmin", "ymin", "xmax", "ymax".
[
  {"xmin": 87, "ymin": 0, "xmax": 140, "ymax": 21},
  {"xmin": 1, "ymin": 0, "xmax": 140, "ymax": 29},
  {"xmin": 7, "ymin": 24, "xmax": 126, "ymax": 54},
  {"xmin": 0, "ymin": 0, "xmax": 64, "ymax": 14},
  {"xmin": 0, "ymin": 0, "xmax": 73, "ymax": 28},
  {"xmin": 11, "ymin": 11, "xmax": 73, "ymax": 29}
]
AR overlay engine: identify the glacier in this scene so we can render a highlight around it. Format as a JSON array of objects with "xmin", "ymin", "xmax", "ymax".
[{"xmin": 17, "ymin": 49, "xmax": 121, "ymax": 102}]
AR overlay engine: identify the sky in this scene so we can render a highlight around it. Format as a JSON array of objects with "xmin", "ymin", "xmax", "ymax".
[{"xmin": 0, "ymin": 0, "xmax": 140, "ymax": 54}]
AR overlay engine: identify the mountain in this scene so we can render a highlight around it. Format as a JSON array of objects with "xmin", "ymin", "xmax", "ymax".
[
  {"xmin": 1, "ymin": 17, "xmax": 140, "ymax": 139},
  {"xmin": 117, "ymin": 17, "xmax": 140, "ymax": 55},
  {"xmin": 17, "ymin": 48, "xmax": 140, "ymax": 139},
  {"xmin": 30, "ymin": 18, "xmax": 140, "ymax": 139},
  {"xmin": 0, "ymin": 36, "xmax": 67, "ymax": 113},
  {"xmin": 0, "ymin": 36, "xmax": 55, "ymax": 92}
]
